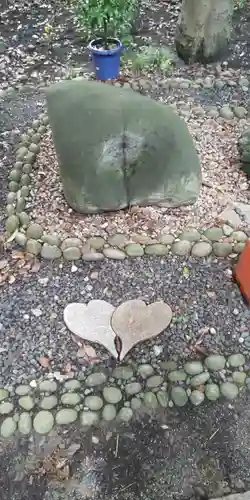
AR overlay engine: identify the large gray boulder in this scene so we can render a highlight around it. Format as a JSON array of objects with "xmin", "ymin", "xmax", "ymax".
[{"xmin": 46, "ymin": 79, "xmax": 201, "ymax": 214}]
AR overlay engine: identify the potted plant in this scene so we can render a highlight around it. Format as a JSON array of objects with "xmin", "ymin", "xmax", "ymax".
[{"xmin": 75, "ymin": 0, "xmax": 139, "ymax": 80}]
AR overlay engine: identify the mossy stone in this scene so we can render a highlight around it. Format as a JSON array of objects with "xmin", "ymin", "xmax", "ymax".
[
  {"xmin": 7, "ymin": 192, "xmax": 17, "ymax": 204},
  {"xmin": 5, "ymin": 215, "xmax": 19, "ymax": 234},
  {"xmin": 26, "ymin": 239, "xmax": 42, "ymax": 255},
  {"xmin": 42, "ymin": 234, "xmax": 61, "ymax": 247},
  {"xmin": 102, "ymin": 404, "xmax": 117, "ymax": 421},
  {"xmin": 20, "ymin": 173, "xmax": 31, "ymax": 186},
  {"xmin": 41, "ymin": 243, "xmax": 62, "ymax": 260},
  {"xmin": 143, "ymin": 391, "xmax": 158, "ymax": 408},
  {"xmin": 16, "ymin": 146, "xmax": 28, "ymax": 161},
  {"xmin": 20, "ymin": 186, "xmax": 30, "ymax": 197},
  {"xmin": 15, "ymin": 232, "xmax": 27, "ymax": 247},
  {"xmin": 29, "ymin": 143, "xmax": 40, "ymax": 154},
  {"xmin": 31, "ymin": 133, "xmax": 41, "ymax": 144},
  {"xmin": 46, "ymin": 78, "xmax": 201, "ymax": 213},
  {"xmin": 171, "ymin": 387, "xmax": 188, "ymax": 407},
  {"xmin": 205, "ymin": 383, "xmax": 220, "ymax": 401},
  {"xmin": 26, "ymin": 223, "xmax": 43, "ymax": 240},
  {"xmin": 19, "ymin": 212, "xmax": 30, "ymax": 227},
  {"xmin": 63, "ymin": 247, "xmax": 82, "ymax": 260},
  {"xmin": 16, "ymin": 198, "xmax": 26, "ymax": 213},
  {"xmin": 18, "ymin": 412, "xmax": 32, "ymax": 435},
  {"xmin": 190, "ymin": 390, "xmax": 204, "ymax": 406},
  {"xmin": 25, "ymin": 152, "xmax": 36, "ymax": 164},
  {"xmin": 157, "ymin": 390, "xmax": 169, "ymax": 408},
  {"xmin": 125, "ymin": 243, "xmax": 144, "ymax": 257},
  {"xmin": 9, "ymin": 169, "xmax": 21, "ymax": 182},
  {"xmin": 220, "ymin": 382, "xmax": 239, "ymax": 400},
  {"xmin": 8, "ymin": 181, "xmax": 19, "ymax": 192},
  {"xmin": 6, "ymin": 204, "xmax": 15, "ymax": 216},
  {"xmin": 23, "ymin": 163, "xmax": 32, "ymax": 174},
  {"xmin": 145, "ymin": 244, "xmax": 168, "ymax": 256}
]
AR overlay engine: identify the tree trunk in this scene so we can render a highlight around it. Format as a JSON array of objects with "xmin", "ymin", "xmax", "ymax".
[{"xmin": 175, "ymin": 0, "xmax": 233, "ymax": 64}]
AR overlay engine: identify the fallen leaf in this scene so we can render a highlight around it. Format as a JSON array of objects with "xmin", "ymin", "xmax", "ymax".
[
  {"xmin": 82, "ymin": 344, "xmax": 97, "ymax": 359},
  {"xmin": 64, "ymin": 362, "xmax": 72, "ymax": 373},
  {"xmin": 0, "ymin": 259, "xmax": 8, "ymax": 270},
  {"xmin": 38, "ymin": 356, "xmax": 50, "ymax": 368},
  {"xmin": 71, "ymin": 334, "xmax": 82, "ymax": 347},
  {"xmin": 12, "ymin": 251, "xmax": 25, "ymax": 260},
  {"xmin": 31, "ymin": 261, "xmax": 41, "ymax": 273}
]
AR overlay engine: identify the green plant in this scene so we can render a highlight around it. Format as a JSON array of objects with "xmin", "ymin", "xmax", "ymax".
[
  {"xmin": 123, "ymin": 45, "xmax": 176, "ymax": 76},
  {"xmin": 75, "ymin": 0, "xmax": 139, "ymax": 47},
  {"xmin": 234, "ymin": 0, "xmax": 246, "ymax": 9}
]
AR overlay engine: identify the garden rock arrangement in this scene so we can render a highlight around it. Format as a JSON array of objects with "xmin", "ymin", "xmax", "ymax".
[
  {"xmin": 46, "ymin": 78, "xmax": 201, "ymax": 213},
  {"xmin": 239, "ymin": 130, "xmax": 250, "ymax": 178},
  {"xmin": 3, "ymin": 74, "xmax": 250, "ymax": 263},
  {"xmin": 64, "ymin": 299, "xmax": 173, "ymax": 360},
  {"xmin": 0, "ymin": 352, "xmax": 249, "ymax": 439}
]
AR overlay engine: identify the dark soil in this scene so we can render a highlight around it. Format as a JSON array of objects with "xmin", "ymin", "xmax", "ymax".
[{"xmin": 1, "ymin": 393, "xmax": 250, "ymax": 500}]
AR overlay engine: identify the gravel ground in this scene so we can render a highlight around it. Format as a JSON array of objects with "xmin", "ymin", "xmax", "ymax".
[
  {"xmin": 0, "ymin": 256, "xmax": 250, "ymax": 386},
  {"xmin": 1, "ymin": 390, "xmax": 250, "ymax": 500},
  {"xmin": 32, "ymin": 105, "xmax": 250, "ymax": 240}
]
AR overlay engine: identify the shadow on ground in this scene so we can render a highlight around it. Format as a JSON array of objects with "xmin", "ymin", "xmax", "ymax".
[{"xmin": 1, "ymin": 393, "xmax": 250, "ymax": 500}]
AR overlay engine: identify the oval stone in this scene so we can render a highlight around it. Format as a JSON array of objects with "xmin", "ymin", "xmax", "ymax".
[
  {"xmin": 80, "ymin": 411, "xmax": 99, "ymax": 427},
  {"xmin": 205, "ymin": 355, "xmax": 226, "ymax": 371},
  {"xmin": 39, "ymin": 380, "xmax": 57, "ymax": 392},
  {"xmin": 190, "ymin": 372, "xmax": 210, "ymax": 387},
  {"xmin": 112, "ymin": 366, "xmax": 133, "ymax": 380},
  {"xmin": 33, "ymin": 411, "xmax": 54, "ymax": 434},
  {"xmin": 146, "ymin": 375, "xmax": 164, "ymax": 388},
  {"xmin": 102, "ymin": 404, "xmax": 117, "ymax": 421},
  {"xmin": 0, "ymin": 402, "xmax": 14, "ymax": 415},
  {"xmin": 85, "ymin": 372, "xmax": 107, "ymax": 387},
  {"xmin": 125, "ymin": 382, "xmax": 142, "ymax": 396},
  {"xmin": 143, "ymin": 392, "xmax": 158, "ymax": 409},
  {"xmin": 205, "ymin": 384, "xmax": 220, "ymax": 401},
  {"xmin": 137, "ymin": 364, "xmax": 154, "ymax": 379},
  {"xmin": 18, "ymin": 395, "xmax": 34, "ymax": 411},
  {"xmin": 184, "ymin": 361, "xmax": 204, "ymax": 375},
  {"xmin": 56, "ymin": 409, "xmax": 78, "ymax": 425},
  {"xmin": 40, "ymin": 395, "xmax": 58, "ymax": 410},
  {"xmin": 190, "ymin": 390, "xmax": 205, "ymax": 406},
  {"xmin": 228, "ymin": 353, "xmax": 245, "ymax": 368},
  {"xmin": 220, "ymin": 382, "xmax": 239, "ymax": 400},
  {"xmin": 1, "ymin": 417, "xmax": 17, "ymax": 438},
  {"xmin": 171, "ymin": 387, "xmax": 188, "ymax": 407},
  {"xmin": 85, "ymin": 395, "xmax": 103, "ymax": 411},
  {"xmin": 18, "ymin": 412, "xmax": 32, "ymax": 435},
  {"xmin": 103, "ymin": 387, "xmax": 122, "ymax": 404},
  {"xmin": 118, "ymin": 407, "xmax": 133, "ymax": 422},
  {"xmin": 61, "ymin": 392, "xmax": 81, "ymax": 406}
]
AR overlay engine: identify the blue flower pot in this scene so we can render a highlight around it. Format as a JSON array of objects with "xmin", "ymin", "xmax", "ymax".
[{"xmin": 88, "ymin": 38, "xmax": 123, "ymax": 81}]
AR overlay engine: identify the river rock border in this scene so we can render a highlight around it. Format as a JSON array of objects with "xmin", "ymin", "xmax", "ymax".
[
  {"xmin": 3, "ymin": 74, "xmax": 250, "ymax": 262},
  {"xmin": 0, "ymin": 352, "xmax": 249, "ymax": 439}
]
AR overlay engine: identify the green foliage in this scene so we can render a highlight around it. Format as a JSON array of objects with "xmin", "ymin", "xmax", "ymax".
[
  {"xmin": 75, "ymin": 0, "xmax": 138, "ymax": 42},
  {"xmin": 234, "ymin": 0, "xmax": 247, "ymax": 9},
  {"xmin": 123, "ymin": 45, "xmax": 176, "ymax": 76}
]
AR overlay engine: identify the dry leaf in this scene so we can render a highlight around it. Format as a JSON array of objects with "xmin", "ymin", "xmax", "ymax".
[
  {"xmin": 64, "ymin": 300, "xmax": 117, "ymax": 359},
  {"xmin": 111, "ymin": 300, "xmax": 172, "ymax": 361},
  {"xmin": 64, "ymin": 362, "xmax": 72, "ymax": 373},
  {"xmin": 12, "ymin": 251, "xmax": 25, "ymax": 260},
  {"xmin": 82, "ymin": 344, "xmax": 97, "ymax": 359},
  {"xmin": 38, "ymin": 356, "xmax": 50, "ymax": 368},
  {"xmin": 0, "ymin": 259, "xmax": 8, "ymax": 270},
  {"xmin": 31, "ymin": 261, "xmax": 41, "ymax": 273}
]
